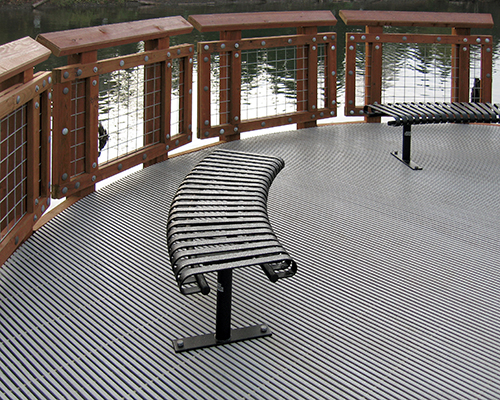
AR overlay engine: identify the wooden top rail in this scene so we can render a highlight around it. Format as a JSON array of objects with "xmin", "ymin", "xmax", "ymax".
[
  {"xmin": 36, "ymin": 16, "xmax": 193, "ymax": 57},
  {"xmin": 339, "ymin": 10, "xmax": 494, "ymax": 29},
  {"xmin": 188, "ymin": 10, "xmax": 336, "ymax": 33},
  {"xmin": 0, "ymin": 37, "xmax": 51, "ymax": 85}
]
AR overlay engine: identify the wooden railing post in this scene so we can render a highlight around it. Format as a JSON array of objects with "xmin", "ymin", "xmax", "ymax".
[
  {"xmin": 37, "ymin": 17, "xmax": 193, "ymax": 200},
  {"xmin": 297, "ymin": 26, "xmax": 318, "ymax": 130},
  {"xmin": 220, "ymin": 30, "xmax": 242, "ymax": 141},
  {"xmin": 451, "ymin": 27, "xmax": 471, "ymax": 103},
  {"xmin": 144, "ymin": 37, "xmax": 169, "ymax": 167},
  {"xmin": 364, "ymin": 26, "xmax": 383, "ymax": 123},
  {"xmin": 0, "ymin": 37, "xmax": 52, "ymax": 265}
]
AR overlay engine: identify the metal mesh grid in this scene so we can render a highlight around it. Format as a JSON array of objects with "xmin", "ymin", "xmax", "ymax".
[
  {"xmin": 380, "ymin": 42, "xmax": 453, "ymax": 104},
  {"xmin": 296, "ymin": 45, "xmax": 308, "ymax": 114},
  {"xmin": 99, "ymin": 66, "xmax": 144, "ymax": 163},
  {"xmin": 98, "ymin": 63, "xmax": 162, "ymax": 164},
  {"xmin": 209, "ymin": 52, "xmax": 229, "ymax": 126},
  {"xmin": 0, "ymin": 106, "xmax": 28, "ymax": 242},
  {"xmin": 70, "ymin": 79, "xmax": 86, "ymax": 178},
  {"xmin": 469, "ymin": 45, "xmax": 483, "ymax": 101},
  {"xmin": 144, "ymin": 63, "xmax": 162, "ymax": 147},
  {"xmin": 240, "ymin": 46, "xmax": 301, "ymax": 120},
  {"xmin": 170, "ymin": 57, "xmax": 185, "ymax": 138},
  {"xmin": 354, "ymin": 42, "xmax": 484, "ymax": 105},
  {"xmin": 317, "ymin": 43, "xmax": 327, "ymax": 110}
]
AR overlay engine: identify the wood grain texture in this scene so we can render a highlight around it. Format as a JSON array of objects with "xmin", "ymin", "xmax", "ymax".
[
  {"xmin": 36, "ymin": 16, "xmax": 192, "ymax": 57},
  {"xmin": 189, "ymin": 10, "xmax": 336, "ymax": 33},
  {"xmin": 0, "ymin": 37, "xmax": 51, "ymax": 84},
  {"xmin": 339, "ymin": 10, "xmax": 494, "ymax": 28}
]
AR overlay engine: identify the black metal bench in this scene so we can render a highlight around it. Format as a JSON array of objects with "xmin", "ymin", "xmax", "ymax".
[
  {"xmin": 166, "ymin": 149, "xmax": 297, "ymax": 352},
  {"xmin": 364, "ymin": 102, "xmax": 500, "ymax": 170}
]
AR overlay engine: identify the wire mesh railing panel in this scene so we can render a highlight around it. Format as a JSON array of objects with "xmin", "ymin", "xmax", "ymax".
[
  {"xmin": 0, "ymin": 106, "xmax": 28, "ymax": 241},
  {"xmin": 240, "ymin": 46, "xmax": 298, "ymax": 120},
  {"xmin": 381, "ymin": 42, "xmax": 454, "ymax": 104},
  {"xmin": 198, "ymin": 33, "xmax": 337, "ymax": 138},
  {"xmin": 345, "ymin": 33, "xmax": 494, "ymax": 116},
  {"xmin": 317, "ymin": 43, "xmax": 327, "ymax": 110},
  {"xmin": 98, "ymin": 66, "xmax": 146, "ymax": 163},
  {"xmin": 170, "ymin": 58, "xmax": 183, "ymax": 138},
  {"xmin": 208, "ymin": 52, "xmax": 231, "ymax": 127},
  {"xmin": 144, "ymin": 63, "xmax": 162, "ymax": 147},
  {"xmin": 70, "ymin": 79, "xmax": 86, "ymax": 178}
]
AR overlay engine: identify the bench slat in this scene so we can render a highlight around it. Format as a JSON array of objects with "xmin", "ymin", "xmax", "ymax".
[{"xmin": 167, "ymin": 149, "xmax": 296, "ymax": 296}]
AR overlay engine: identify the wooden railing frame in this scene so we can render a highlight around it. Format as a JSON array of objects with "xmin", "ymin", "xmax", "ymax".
[
  {"xmin": 339, "ymin": 10, "xmax": 495, "ymax": 122},
  {"xmin": 1, "ymin": 11, "xmax": 496, "ymax": 265},
  {"xmin": 0, "ymin": 37, "xmax": 52, "ymax": 265},
  {"xmin": 36, "ymin": 17, "xmax": 194, "ymax": 199},
  {"xmin": 189, "ymin": 11, "xmax": 338, "ymax": 141}
]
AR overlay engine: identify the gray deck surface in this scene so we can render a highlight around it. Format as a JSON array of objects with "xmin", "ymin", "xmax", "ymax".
[{"xmin": 1, "ymin": 122, "xmax": 500, "ymax": 399}]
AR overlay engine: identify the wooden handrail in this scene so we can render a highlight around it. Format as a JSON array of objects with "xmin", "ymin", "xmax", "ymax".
[
  {"xmin": 339, "ymin": 10, "xmax": 494, "ymax": 29},
  {"xmin": 1, "ymin": 37, "xmax": 52, "ymax": 265},
  {"xmin": 188, "ymin": 10, "xmax": 336, "ymax": 32},
  {"xmin": 0, "ymin": 37, "xmax": 51, "ymax": 89},
  {"xmin": 36, "ymin": 16, "xmax": 193, "ymax": 56}
]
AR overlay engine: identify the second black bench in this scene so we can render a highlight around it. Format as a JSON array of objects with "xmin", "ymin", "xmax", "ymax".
[
  {"xmin": 364, "ymin": 102, "xmax": 500, "ymax": 170},
  {"xmin": 166, "ymin": 149, "xmax": 297, "ymax": 352}
]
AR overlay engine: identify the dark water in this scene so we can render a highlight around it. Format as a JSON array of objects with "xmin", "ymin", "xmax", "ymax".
[{"xmin": 2, "ymin": 0, "xmax": 500, "ymax": 71}]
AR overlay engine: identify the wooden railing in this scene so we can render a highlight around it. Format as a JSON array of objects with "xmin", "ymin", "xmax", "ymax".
[
  {"xmin": 36, "ymin": 16, "xmax": 194, "ymax": 199},
  {"xmin": 189, "ymin": 11, "xmax": 337, "ymax": 141},
  {"xmin": 0, "ymin": 10, "xmax": 496, "ymax": 265},
  {"xmin": 0, "ymin": 37, "xmax": 52, "ymax": 265},
  {"xmin": 340, "ymin": 10, "xmax": 495, "ymax": 121}
]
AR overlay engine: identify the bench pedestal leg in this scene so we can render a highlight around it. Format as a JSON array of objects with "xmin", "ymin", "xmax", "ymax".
[
  {"xmin": 391, "ymin": 123, "xmax": 422, "ymax": 170},
  {"xmin": 172, "ymin": 269, "xmax": 272, "ymax": 353}
]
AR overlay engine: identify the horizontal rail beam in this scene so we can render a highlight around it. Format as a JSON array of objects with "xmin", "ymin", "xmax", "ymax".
[
  {"xmin": 339, "ymin": 10, "xmax": 494, "ymax": 29},
  {"xmin": 189, "ymin": 10, "xmax": 336, "ymax": 33},
  {"xmin": 36, "ymin": 16, "xmax": 193, "ymax": 56}
]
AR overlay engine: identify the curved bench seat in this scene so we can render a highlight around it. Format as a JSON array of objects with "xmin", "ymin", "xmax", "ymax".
[{"xmin": 166, "ymin": 149, "xmax": 297, "ymax": 352}]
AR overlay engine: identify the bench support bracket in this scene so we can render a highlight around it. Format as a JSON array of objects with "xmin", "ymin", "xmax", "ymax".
[
  {"xmin": 392, "ymin": 123, "xmax": 422, "ymax": 170},
  {"xmin": 172, "ymin": 270, "xmax": 272, "ymax": 353}
]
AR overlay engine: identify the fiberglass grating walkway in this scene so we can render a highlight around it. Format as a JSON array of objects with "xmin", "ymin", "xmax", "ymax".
[{"xmin": 1, "ymin": 122, "xmax": 500, "ymax": 399}]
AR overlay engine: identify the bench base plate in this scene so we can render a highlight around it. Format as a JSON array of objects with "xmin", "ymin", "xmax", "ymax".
[
  {"xmin": 172, "ymin": 324, "xmax": 272, "ymax": 353},
  {"xmin": 392, "ymin": 151, "xmax": 422, "ymax": 170}
]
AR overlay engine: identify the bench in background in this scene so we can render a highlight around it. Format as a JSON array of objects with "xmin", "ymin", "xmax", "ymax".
[
  {"xmin": 364, "ymin": 102, "xmax": 500, "ymax": 170},
  {"xmin": 166, "ymin": 149, "xmax": 297, "ymax": 352}
]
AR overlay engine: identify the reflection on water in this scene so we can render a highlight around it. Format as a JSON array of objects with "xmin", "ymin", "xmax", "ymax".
[
  {"xmin": 241, "ymin": 47, "xmax": 300, "ymax": 119},
  {"xmin": 99, "ymin": 66, "xmax": 145, "ymax": 163}
]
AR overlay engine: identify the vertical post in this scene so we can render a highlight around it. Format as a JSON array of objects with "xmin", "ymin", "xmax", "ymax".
[
  {"xmin": 52, "ymin": 78, "xmax": 73, "ymax": 198},
  {"xmin": 402, "ymin": 124, "xmax": 411, "ymax": 163},
  {"xmin": 144, "ymin": 37, "xmax": 169, "ymax": 167},
  {"xmin": 451, "ymin": 27, "xmax": 471, "ymax": 102},
  {"xmin": 197, "ymin": 42, "xmax": 212, "ymax": 139},
  {"xmin": 297, "ymin": 26, "xmax": 318, "ymax": 129},
  {"xmin": 215, "ymin": 269, "xmax": 233, "ymax": 342},
  {"xmin": 481, "ymin": 41, "xmax": 493, "ymax": 103},
  {"xmin": 220, "ymin": 31, "xmax": 241, "ymax": 141},
  {"xmin": 365, "ymin": 26, "xmax": 383, "ymax": 123},
  {"xmin": 68, "ymin": 50, "xmax": 98, "ymax": 199},
  {"xmin": 26, "ymin": 95, "xmax": 41, "ymax": 214}
]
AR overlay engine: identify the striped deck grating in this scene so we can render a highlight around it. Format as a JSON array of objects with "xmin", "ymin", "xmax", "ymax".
[{"xmin": 1, "ymin": 122, "xmax": 500, "ymax": 399}]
